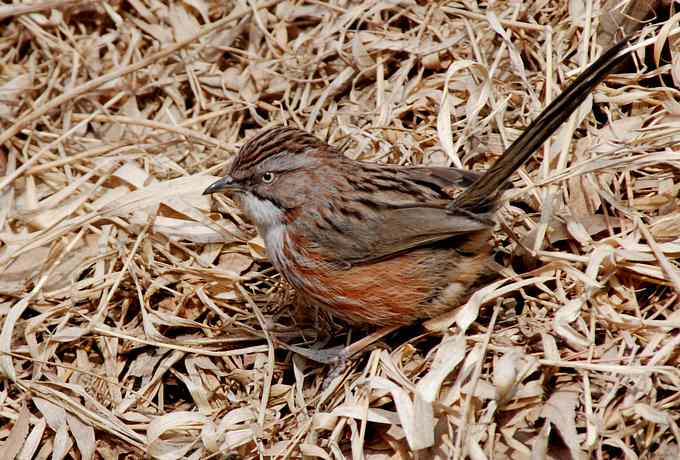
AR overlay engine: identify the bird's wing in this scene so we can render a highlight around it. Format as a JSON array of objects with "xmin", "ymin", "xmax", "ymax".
[{"xmin": 301, "ymin": 198, "xmax": 493, "ymax": 265}]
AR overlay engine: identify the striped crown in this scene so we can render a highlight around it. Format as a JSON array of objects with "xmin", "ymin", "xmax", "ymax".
[{"xmin": 230, "ymin": 127, "xmax": 332, "ymax": 173}]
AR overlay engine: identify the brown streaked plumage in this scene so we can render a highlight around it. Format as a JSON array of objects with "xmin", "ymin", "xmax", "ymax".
[
  {"xmin": 203, "ymin": 37, "xmax": 632, "ymax": 326},
  {"xmin": 231, "ymin": 127, "xmax": 334, "ymax": 173}
]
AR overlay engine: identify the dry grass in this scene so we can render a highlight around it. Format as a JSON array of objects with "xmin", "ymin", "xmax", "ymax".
[{"xmin": 0, "ymin": 0, "xmax": 679, "ymax": 458}]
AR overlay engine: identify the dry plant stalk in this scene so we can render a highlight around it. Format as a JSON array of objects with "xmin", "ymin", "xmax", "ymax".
[{"xmin": 0, "ymin": 0, "xmax": 679, "ymax": 459}]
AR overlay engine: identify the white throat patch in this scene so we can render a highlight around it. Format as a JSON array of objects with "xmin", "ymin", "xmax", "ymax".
[
  {"xmin": 240, "ymin": 192, "xmax": 286, "ymax": 261},
  {"xmin": 241, "ymin": 192, "xmax": 283, "ymax": 228}
]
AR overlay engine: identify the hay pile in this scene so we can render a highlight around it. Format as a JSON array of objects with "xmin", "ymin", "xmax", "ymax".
[{"xmin": 1, "ymin": 0, "xmax": 679, "ymax": 458}]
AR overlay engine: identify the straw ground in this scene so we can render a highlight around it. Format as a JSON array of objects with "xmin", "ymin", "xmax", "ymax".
[{"xmin": 0, "ymin": 1, "xmax": 679, "ymax": 458}]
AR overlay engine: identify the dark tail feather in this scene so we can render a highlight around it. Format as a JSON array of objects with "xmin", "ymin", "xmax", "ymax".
[{"xmin": 452, "ymin": 36, "xmax": 632, "ymax": 211}]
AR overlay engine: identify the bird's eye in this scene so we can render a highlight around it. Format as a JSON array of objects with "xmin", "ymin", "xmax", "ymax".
[{"xmin": 262, "ymin": 172, "xmax": 275, "ymax": 183}]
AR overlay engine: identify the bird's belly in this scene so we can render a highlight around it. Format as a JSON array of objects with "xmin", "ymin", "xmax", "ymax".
[{"xmin": 273, "ymin": 235, "xmax": 491, "ymax": 326}]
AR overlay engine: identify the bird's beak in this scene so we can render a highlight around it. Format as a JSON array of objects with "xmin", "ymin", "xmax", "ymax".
[{"xmin": 203, "ymin": 176, "xmax": 243, "ymax": 195}]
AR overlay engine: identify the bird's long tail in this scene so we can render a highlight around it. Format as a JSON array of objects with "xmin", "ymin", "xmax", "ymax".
[{"xmin": 452, "ymin": 36, "xmax": 633, "ymax": 212}]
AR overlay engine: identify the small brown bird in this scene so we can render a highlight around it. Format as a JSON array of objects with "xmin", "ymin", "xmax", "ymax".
[{"xmin": 204, "ymin": 37, "xmax": 632, "ymax": 326}]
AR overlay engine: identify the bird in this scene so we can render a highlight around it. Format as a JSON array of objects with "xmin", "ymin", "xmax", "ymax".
[{"xmin": 203, "ymin": 36, "xmax": 632, "ymax": 326}]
